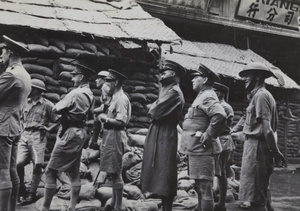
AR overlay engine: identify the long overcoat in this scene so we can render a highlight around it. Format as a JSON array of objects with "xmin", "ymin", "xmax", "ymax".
[{"xmin": 141, "ymin": 82, "xmax": 184, "ymax": 197}]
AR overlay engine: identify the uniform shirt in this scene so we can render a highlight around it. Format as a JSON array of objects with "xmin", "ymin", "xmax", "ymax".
[
  {"xmin": 243, "ymin": 84, "xmax": 277, "ymax": 137},
  {"xmin": 23, "ymin": 96, "xmax": 59, "ymax": 129},
  {"xmin": 219, "ymin": 99, "xmax": 234, "ymax": 136},
  {"xmin": 181, "ymin": 88, "xmax": 226, "ymax": 155},
  {"xmin": 107, "ymin": 89, "xmax": 131, "ymax": 124},
  {"xmin": 0, "ymin": 63, "xmax": 31, "ymax": 136},
  {"xmin": 55, "ymin": 84, "xmax": 94, "ymax": 121}
]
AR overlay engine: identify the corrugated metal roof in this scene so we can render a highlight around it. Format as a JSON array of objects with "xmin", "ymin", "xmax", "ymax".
[
  {"xmin": 163, "ymin": 41, "xmax": 300, "ymax": 90},
  {"xmin": 0, "ymin": 0, "xmax": 181, "ymax": 43}
]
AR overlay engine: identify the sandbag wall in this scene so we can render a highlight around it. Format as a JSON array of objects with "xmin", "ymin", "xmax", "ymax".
[
  {"xmin": 15, "ymin": 32, "xmax": 159, "ymax": 160},
  {"xmin": 277, "ymin": 102, "xmax": 300, "ymax": 158}
]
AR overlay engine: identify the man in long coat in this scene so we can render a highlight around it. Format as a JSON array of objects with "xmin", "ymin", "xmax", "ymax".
[{"xmin": 141, "ymin": 60, "xmax": 185, "ymax": 211}]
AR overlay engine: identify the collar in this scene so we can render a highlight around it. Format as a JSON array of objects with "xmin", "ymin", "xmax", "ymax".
[
  {"xmin": 8, "ymin": 62, "xmax": 22, "ymax": 70},
  {"xmin": 78, "ymin": 83, "xmax": 90, "ymax": 89},
  {"xmin": 197, "ymin": 86, "xmax": 212, "ymax": 97},
  {"xmin": 28, "ymin": 96, "xmax": 43, "ymax": 105},
  {"xmin": 249, "ymin": 84, "xmax": 265, "ymax": 100}
]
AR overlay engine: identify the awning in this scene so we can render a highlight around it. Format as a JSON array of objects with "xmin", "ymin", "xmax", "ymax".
[
  {"xmin": 161, "ymin": 41, "xmax": 300, "ymax": 90},
  {"xmin": 0, "ymin": 0, "xmax": 181, "ymax": 43}
]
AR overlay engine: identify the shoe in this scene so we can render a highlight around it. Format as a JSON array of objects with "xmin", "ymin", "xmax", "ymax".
[
  {"xmin": 239, "ymin": 203, "xmax": 251, "ymax": 210},
  {"xmin": 20, "ymin": 193, "xmax": 37, "ymax": 205},
  {"xmin": 214, "ymin": 204, "xmax": 227, "ymax": 211},
  {"xmin": 102, "ymin": 204, "xmax": 114, "ymax": 211}
]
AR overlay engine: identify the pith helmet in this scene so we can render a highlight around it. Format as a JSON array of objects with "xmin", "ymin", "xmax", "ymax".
[
  {"xmin": 31, "ymin": 79, "xmax": 46, "ymax": 91},
  {"xmin": 239, "ymin": 62, "xmax": 277, "ymax": 79}
]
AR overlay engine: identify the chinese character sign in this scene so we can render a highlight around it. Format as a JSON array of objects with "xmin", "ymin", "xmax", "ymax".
[{"xmin": 237, "ymin": 0, "xmax": 300, "ymax": 30}]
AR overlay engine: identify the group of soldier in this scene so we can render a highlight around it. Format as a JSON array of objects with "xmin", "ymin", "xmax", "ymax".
[{"xmin": 0, "ymin": 34, "xmax": 286, "ymax": 211}]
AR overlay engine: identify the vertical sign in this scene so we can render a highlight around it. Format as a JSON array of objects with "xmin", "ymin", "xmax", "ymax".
[{"xmin": 237, "ymin": 0, "xmax": 300, "ymax": 31}]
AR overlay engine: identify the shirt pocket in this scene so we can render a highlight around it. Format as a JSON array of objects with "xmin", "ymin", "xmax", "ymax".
[
  {"xmin": 245, "ymin": 105, "xmax": 254, "ymax": 127},
  {"xmin": 32, "ymin": 111, "xmax": 44, "ymax": 122}
]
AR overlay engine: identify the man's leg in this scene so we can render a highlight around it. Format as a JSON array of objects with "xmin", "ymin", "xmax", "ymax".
[
  {"xmin": 199, "ymin": 180, "xmax": 214, "ymax": 211},
  {"xmin": 41, "ymin": 168, "xmax": 57, "ymax": 211},
  {"xmin": 0, "ymin": 136, "xmax": 15, "ymax": 211},
  {"xmin": 215, "ymin": 151, "xmax": 230, "ymax": 210},
  {"xmin": 68, "ymin": 167, "xmax": 81, "ymax": 211},
  {"xmin": 112, "ymin": 173, "xmax": 124, "ymax": 211},
  {"xmin": 16, "ymin": 137, "xmax": 30, "ymax": 202},
  {"xmin": 162, "ymin": 195, "xmax": 174, "ymax": 211},
  {"xmin": 20, "ymin": 163, "xmax": 43, "ymax": 205},
  {"xmin": 0, "ymin": 169, "xmax": 12, "ymax": 211},
  {"xmin": 8, "ymin": 138, "xmax": 21, "ymax": 211}
]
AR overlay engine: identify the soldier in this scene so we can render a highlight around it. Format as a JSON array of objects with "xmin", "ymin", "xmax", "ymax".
[
  {"xmin": 0, "ymin": 35, "xmax": 31, "ymax": 211},
  {"xmin": 238, "ymin": 62, "xmax": 285, "ymax": 211},
  {"xmin": 141, "ymin": 60, "xmax": 185, "ymax": 211},
  {"xmin": 17, "ymin": 79, "xmax": 59, "ymax": 205},
  {"xmin": 180, "ymin": 64, "xmax": 226, "ymax": 211},
  {"xmin": 89, "ymin": 70, "xmax": 111, "ymax": 150},
  {"xmin": 213, "ymin": 82, "xmax": 234, "ymax": 211},
  {"xmin": 41, "ymin": 60, "xmax": 95, "ymax": 211},
  {"xmin": 97, "ymin": 69, "xmax": 131, "ymax": 211}
]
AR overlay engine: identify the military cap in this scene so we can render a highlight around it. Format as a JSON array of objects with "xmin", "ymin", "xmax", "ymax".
[
  {"xmin": 31, "ymin": 79, "xmax": 46, "ymax": 91},
  {"xmin": 191, "ymin": 64, "xmax": 220, "ymax": 82},
  {"xmin": 97, "ymin": 70, "xmax": 110, "ymax": 78},
  {"xmin": 159, "ymin": 60, "xmax": 186, "ymax": 77},
  {"xmin": 2, "ymin": 35, "xmax": 29, "ymax": 54},
  {"xmin": 105, "ymin": 69, "xmax": 128, "ymax": 81},
  {"xmin": 213, "ymin": 82, "xmax": 229, "ymax": 94},
  {"xmin": 239, "ymin": 62, "xmax": 277, "ymax": 79},
  {"xmin": 70, "ymin": 59, "xmax": 96, "ymax": 77},
  {"xmin": 0, "ymin": 43, "xmax": 5, "ymax": 49}
]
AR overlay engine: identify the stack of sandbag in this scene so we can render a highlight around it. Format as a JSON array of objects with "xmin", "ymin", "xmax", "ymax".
[
  {"xmin": 124, "ymin": 70, "xmax": 159, "ymax": 129},
  {"xmin": 230, "ymin": 102, "xmax": 248, "ymax": 167}
]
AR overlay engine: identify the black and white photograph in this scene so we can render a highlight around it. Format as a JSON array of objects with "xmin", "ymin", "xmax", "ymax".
[{"xmin": 0, "ymin": 0, "xmax": 299, "ymax": 211}]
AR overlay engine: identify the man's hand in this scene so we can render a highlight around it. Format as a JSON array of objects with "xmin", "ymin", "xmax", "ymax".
[
  {"xmin": 199, "ymin": 132, "xmax": 211, "ymax": 149},
  {"xmin": 89, "ymin": 142, "xmax": 99, "ymax": 150},
  {"xmin": 273, "ymin": 151, "xmax": 286, "ymax": 168},
  {"xmin": 98, "ymin": 113, "xmax": 107, "ymax": 122}
]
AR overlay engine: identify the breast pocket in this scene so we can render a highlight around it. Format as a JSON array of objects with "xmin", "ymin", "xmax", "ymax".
[
  {"xmin": 245, "ymin": 105, "xmax": 254, "ymax": 127},
  {"xmin": 33, "ymin": 111, "xmax": 44, "ymax": 122}
]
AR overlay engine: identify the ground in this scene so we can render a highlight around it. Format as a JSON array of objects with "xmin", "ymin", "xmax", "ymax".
[{"xmin": 16, "ymin": 165, "xmax": 300, "ymax": 211}]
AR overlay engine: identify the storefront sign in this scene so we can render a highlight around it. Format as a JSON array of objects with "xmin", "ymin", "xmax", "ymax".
[{"xmin": 237, "ymin": 0, "xmax": 300, "ymax": 31}]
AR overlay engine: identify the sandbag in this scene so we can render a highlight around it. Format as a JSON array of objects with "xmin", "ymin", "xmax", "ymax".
[
  {"xmin": 95, "ymin": 186, "xmax": 113, "ymax": 204},
  {"xmin": 146, "ymin": 93, "xmax": 158, "ymax": 101},
  {"xmin": 127, "ymin": 133, "xmax": 146, "ymax": 148},
  {"xmin": 81, "ymin": 42, "xmax": 97, "ymax": 53},
  {"xmin": 65, "ymin": 48, "xmax": 96, "ymax": 57},
  {"xmin": 47, "ymin": 85, "xmax": 68, "ymax": 95},
  {"xmin": 21, "ymin": 57, "xmax": 38, "ymax": 63},
  {"xmin": 65, "ymin": 40, "xmax": 84, "ymax": 50},
  {"xmin": 36, "ymin": 58, "xmax": 54, "ymax": 67},
  {"xmin": 49, "ymin": 38, "xmax": 66, "ymax": 51},
  {"xmin": 177, "ymin": 179, "xmax": 195, "ymax": 191},
  {"xmin": 135, "ymin": 128, "xmax": 149, "ymax": 135},
  {"xmin": 173, "ymin": 196, "xmax": 198, "ymax": 209},
  {"xmin": 94, "ymin": 43, "xmax": 110, "ymax": 55},
  {"xmin": 59, "ymin": 71, "xmax": 72, "ymax": 81},
  {"xmin": 122, "ymin": 151, "xmax": 143, "ymax": 171},
  {"xmin": 43, "ymin": 92, "xmax": 60, "ymax": 103},
  {"xmin": 124, "ymin": 184, "xmax": 145, "ymax": 200},
  {"xmin": 45, "ymin": 75, "xmax": 60, "ymax": 87},
  {"xmin": 23, "ymin": 63, "xmax": 53, "ymax": 76},
  {"xmin": 125, "ymin": 162, "xmax": 142, "ymax": 185},
  {"xmin": 129, "ymin": 93, "xmax": 148, "ymax": 103},
  {"xmin": 30, "ymin": 73, "xmax": 46, "ymax": 82},
  {"xmin": 59, "ymin": 63, "xmax": 74, "ymax": 72},
  {"xmin": 58, "ymin": 80, "xmax": 74, "ymax": 88},
  {"xmin": 126, "ymin": 199, "xmax": 160, "ymax": 211},
  {"xmin": 81, "ymin": 148, "xmax": 100, "ymax": 164}
]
